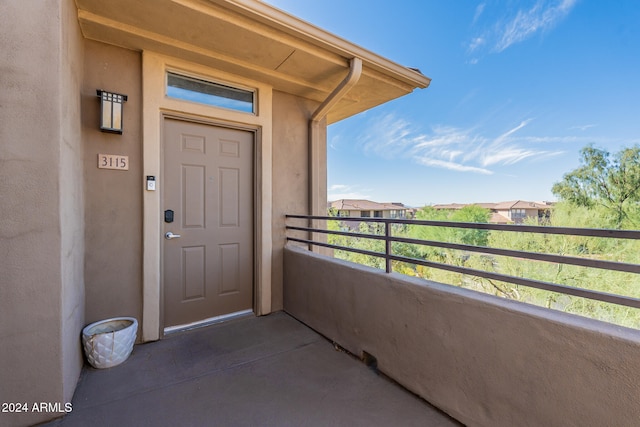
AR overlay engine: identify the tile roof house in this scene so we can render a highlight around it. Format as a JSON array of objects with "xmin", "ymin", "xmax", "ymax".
[
  {"xmin": 433, "ymin": 200, "xmax": 553, "ymax": 224},
  {"xmin": 329, "ymin": 199, "xmax": 413, "ymax": 218}
]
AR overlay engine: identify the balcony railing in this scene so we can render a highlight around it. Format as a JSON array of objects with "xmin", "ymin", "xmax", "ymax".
[{"xmin": 286, "ymin": 214, "xmax": 640, "ymax": 323}]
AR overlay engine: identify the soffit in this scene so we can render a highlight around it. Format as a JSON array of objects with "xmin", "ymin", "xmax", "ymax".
[{"xmin": 75, "ymin": 0, "xmax": 430, "ymax": 123}]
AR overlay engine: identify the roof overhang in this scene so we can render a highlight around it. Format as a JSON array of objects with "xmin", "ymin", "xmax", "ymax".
[{"xmin": 75, "ymin": 0, "xmax": 431, "ymax": 124}]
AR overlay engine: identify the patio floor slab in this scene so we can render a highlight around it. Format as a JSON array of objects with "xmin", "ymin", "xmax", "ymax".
[{"xmin": 41, "ymin": 312, "xmax": 461, "ymax": 427}]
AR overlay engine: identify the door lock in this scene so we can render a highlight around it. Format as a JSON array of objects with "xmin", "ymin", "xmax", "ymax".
[
  {"xmin": 165, "ymin": 231, "xmax": 181, "ymax": 240},
  {"xmin": 164, "ymin": 209, "xmax": 174, "ymax": 223}
]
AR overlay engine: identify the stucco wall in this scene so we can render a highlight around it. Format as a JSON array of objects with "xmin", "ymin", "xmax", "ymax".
[
  {"xmin": 270, "ymin": 90, "xmax": 320, "ymax": 311},
  {"xmin": 284, "ymin": 245, "xmax": 640, "ymax": 427},
  {"xmin": 82, "ymin": 41, "xmax": 143, "ymax": 330},
  {"xmin": 60, "ymin": 0, "xmax": 86, "ymax": 407},
  {"xmin": 0, "ymin": 0, "xmax": 85, "ymax": 425}
]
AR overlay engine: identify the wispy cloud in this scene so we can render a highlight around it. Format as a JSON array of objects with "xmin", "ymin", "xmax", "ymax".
[
  {"xmin": 467, "ymin": 0, "xmax": 577, "ymax": 59},
  {"xmin": 569, "ymin": 124, "xmax": 597, "ymax": 131},
  {"xmin": 359, "ymin": 115, "xmax": 414, "ymax": 158},
  {"xmin": 468, "ymin": 37, "xmax": 486, "ymax": 52},
  {"xmin": 358, "ymin": 113, "xmax": 566, "ymax": 174},
  {"xmin": 473, "ymin": 3, "xmax": 486, "ymax": 25},
  {"xmin": 329, "ymin": 184, "xmax": 349, "ymax": 191},
  {"xmin": 416, "ymin": 157, "xmax": 493, "ymax": 175},
  {"xmin": 479, "ymin": 146, "xmax": 543, "ymax": 166},
  {"xmin": 494, "ymin": 0, "xmax": 577, "ymax": 52},
  {"xmin": 328, "ymin": 184, "xmax": 372, "ymax": 201}
]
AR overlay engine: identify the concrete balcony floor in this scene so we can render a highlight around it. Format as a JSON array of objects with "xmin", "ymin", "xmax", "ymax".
[{"xmin": 43, "ymin": 312, "xmax": 460, "ymax": 427}]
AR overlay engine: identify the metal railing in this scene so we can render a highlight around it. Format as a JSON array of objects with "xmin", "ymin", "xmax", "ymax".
[{"xmin": 285, "ymin": 214, "xmax": 640, "ymax": 310}]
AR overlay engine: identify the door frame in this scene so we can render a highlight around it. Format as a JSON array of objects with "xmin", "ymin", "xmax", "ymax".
[{"xmin": 141, "ymin": 51, "xmax": 273, "ymax": 341}]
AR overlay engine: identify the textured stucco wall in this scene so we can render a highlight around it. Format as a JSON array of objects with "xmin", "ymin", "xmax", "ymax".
[
  {"xmin": 284, "ymin": 245, "xmax": 640, "ymax": 427},
  {"xmin": 60, "ymin": 0, "xmax": 86, "ymax": 406},
  {"xmin": 82, "ymin": 40, "xmax": 143, "ymax": 330},
  {"xmin": 270, "ymin": 90, "xmax": 320, "ymax": 311},
  {"xmin": 0, "ymin": 0, "xmax": 85, "ymax": 425}
]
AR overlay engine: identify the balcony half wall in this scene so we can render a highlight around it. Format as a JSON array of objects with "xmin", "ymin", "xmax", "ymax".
[{"xmin": 283, "ymin": 244, "xmax": 640, "ymax": 427}]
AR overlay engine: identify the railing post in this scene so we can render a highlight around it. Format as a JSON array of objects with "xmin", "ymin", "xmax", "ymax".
[{"xmin": 385, "ymin": 221, "xmax": 392, "ymax": 274}]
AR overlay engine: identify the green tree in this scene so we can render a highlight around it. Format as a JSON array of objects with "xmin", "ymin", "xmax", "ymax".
[
  {"xmin": 449, "ymin": 204, "xmax": 491, "ymax": 247},
  {"xmin": 327, "ymin": 218, "xmax": 387, "ymax": 270},
  {"xmin": 409, "ymin": 205, "xmax": 490, "ymax": 247},
  {"xmin": 551, "ymin": 144, "xmax": 640, "ymax": 228}
]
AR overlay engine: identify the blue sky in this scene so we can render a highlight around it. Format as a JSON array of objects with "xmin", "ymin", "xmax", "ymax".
[{"xmin": 265, "ymin": 0, "xmax": 640, "ymax": 207}]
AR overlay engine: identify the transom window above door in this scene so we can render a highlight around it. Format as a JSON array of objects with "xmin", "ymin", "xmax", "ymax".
[{"xmin": 166, "ymin": 72, "xmax": 255, "ymax": 114}]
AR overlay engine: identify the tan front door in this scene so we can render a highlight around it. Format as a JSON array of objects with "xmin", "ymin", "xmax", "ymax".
[{"xmin": 163, "ymin": 118, "xmax": 254, "ymax": 328}]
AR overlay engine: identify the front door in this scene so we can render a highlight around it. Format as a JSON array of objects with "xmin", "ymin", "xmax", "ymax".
[{"xmin": 163, "ymin": 118, "xmax": 254, "ymax": 328}]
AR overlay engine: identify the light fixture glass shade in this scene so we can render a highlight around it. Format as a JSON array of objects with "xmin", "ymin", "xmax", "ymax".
[{"xmin": 97, "ymin": 90, "xmax": 127, "ymax": 134}]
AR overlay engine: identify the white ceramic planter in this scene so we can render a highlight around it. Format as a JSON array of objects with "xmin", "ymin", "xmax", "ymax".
[{"xmin": 82, "ymin": 317, "xmax": 138, "ymax": 369}]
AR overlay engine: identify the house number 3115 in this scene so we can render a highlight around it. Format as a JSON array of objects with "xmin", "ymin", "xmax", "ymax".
[{"xmin": 98, "ymin": 154, "xmax": 129, "ymax": 170}]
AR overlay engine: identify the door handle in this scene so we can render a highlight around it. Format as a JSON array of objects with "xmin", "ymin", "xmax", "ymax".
[{"xmin": 165, "ymin": 231, "xmax": 181, "ymax": 240}]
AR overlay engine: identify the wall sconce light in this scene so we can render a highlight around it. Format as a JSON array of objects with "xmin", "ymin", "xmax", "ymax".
[{"xmin": 97, "ymin": 90, "xmax": 127, "ymax": 134}]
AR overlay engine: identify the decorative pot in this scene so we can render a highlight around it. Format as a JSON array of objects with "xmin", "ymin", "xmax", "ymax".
[{"xmin": 82, "ymin": 317, "xmax": 138, "ymax": 369}]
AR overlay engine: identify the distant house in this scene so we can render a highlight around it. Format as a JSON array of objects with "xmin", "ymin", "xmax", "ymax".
[
  {"xmin": 432, "ymin": 200, "xmax": 553, "ymax": 224},
  {"xmin": 491, "ymin": 200, "xmax": 553, "ymax": 224},
  {"xmin": 329, "ymin": 199, "xmax": 413, "ymax": 219}
]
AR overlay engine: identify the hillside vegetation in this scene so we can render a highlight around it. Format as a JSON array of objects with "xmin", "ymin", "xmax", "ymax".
[{"xmin": 328, "ymin": 145, "xmax": 640, "ymax": 328}]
